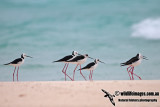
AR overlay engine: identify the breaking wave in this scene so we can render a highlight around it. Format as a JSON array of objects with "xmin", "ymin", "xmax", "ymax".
[{"xmin": 131, "ymin": 18, "xmax": 160, "ymax": 39}]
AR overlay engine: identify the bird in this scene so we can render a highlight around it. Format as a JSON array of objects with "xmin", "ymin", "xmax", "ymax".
[
  {"xmin": 4, "ymin": 53, "xmax": 32, "ymax": 81},
  {"xmin": 101, "ymin": 89, "xmax": 115, "ymax": 106},
  {"xmin": 121, "ymin": 53, "xmax": 148, "ymax": 80},
  {"xmin": 66, "ymin": 54, "xmax": 94, "ymax": 81},
  {"xmin": 53, "ymin": 51, "xmax": 79, "ymax": 81},
  {"xmin": 79, "ymin": 59, "xmax": 105, "ymax": 81}
]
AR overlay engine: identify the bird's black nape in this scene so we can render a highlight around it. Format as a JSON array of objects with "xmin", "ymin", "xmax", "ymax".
[
  {"xmin": 136, "ymin": 53, "xmax": 139, "ymax": 57},
  {"xmin": 72, "ymin": 51, "xmax": 74, "ymax": 55},
  {"xmin": 21, "ymin": 54, "xmax": 24, "ymax": 59}
]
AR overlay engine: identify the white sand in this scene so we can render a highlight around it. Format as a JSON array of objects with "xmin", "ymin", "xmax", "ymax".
[{"xmin": 0, "ymin": 80, "xmax": 160, "ymax": 107}]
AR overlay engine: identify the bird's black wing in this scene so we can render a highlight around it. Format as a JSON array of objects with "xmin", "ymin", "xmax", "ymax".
[
  {"xmin": 54, "ymin": 55, "xmax": 73, "ymax": 62},
  {"xmin": 121, "ymin": 56, "xmax": 139, "ymax": 66},
  {"xmin": 67, "ymin": 55, "xmax": 85, "ymax": 62},
  {"xmin": 4, "ymin": 58, "xmax": 22, "ymax": 65},
  {"xmin": 80, "ymin": 62, "xmax": 95, "ymax": 70}
]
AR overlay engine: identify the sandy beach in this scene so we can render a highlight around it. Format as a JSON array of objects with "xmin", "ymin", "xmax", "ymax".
[{"xmin": 0, "ymin": 80, "xmax": 160, "ymax": 107}]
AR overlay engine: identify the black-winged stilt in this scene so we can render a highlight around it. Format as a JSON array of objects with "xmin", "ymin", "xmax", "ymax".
[
  {"xmin": 4, "ymin": 53, "xmax": 32, "ymax": 81},
  {"xmin": 67, "ymin": 54, "xmax": 94, "ymax": 81},
  {"xmin": 53, "ymin": 51, "xmax": 79, "ymax": 81},
  {"xmin": 121, "ymin": 53, "xmax": 148, "ymax": 80},
  {"xmin": 79, "ymin": 59, "xmax": 105, "ymax": 81}
]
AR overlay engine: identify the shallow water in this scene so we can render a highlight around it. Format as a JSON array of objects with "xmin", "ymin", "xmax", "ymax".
[{"xmin": 0, "ymin": 0, "xmax": 160, "ymax": 81}]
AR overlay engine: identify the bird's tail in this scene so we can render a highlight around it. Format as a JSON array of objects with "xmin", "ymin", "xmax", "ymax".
[
  {"xmin": 77, "ymin": 68, "xmax": 84, "ymax": 71},
  {"xmin": 120, "ymin": 63, "xmax": 126, "ymax": 66},
  {"xmin": 52, "ymin": 60, "xmax": 60, "ymax": 63},
  {"xmin": 77, "ymin": 69, "xmax": 81, "ymax": 71},
  {"xmin": 4, "ymin": 63, "xmax": 10, "ymax": 65}
]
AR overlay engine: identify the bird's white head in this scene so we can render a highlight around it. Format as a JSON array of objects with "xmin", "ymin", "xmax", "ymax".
[
  {"xmin": 21, "ymin": 53, "xmax": 32, "ymax": 59},
  {"xmin": 72, "ymin": 51, "xmax": 78, "ymax": 56},
  {"xmin": 94, "ymin": 59, "xmax": 100, "ymax": 63},
  {"xmin": 83, "ymin": 54, "xmax": 95, "ymax": 60},
  {"xmin": 137, "ymin": 53, "xmax": 148, "ymax": 60},
  {"xmin": 84, "ymin": 54, "xmax": 89, "ymax": 57},
  {"xmin": 138, "ymin": 53, "xmax": 142, "ymax": 59},
  {"xmin": 94, "ymin": 59, "xmax": 106, "ymax": 64}
]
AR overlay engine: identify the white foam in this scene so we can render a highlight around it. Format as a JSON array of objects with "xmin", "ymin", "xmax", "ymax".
[{"xmin": 131, "ymin": 18, "xmax": 160, "ymax": 39}]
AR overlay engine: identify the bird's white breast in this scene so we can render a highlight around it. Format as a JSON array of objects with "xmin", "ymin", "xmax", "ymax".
[
  {"xmin": 88, "ymin": 63, "xmax": 98, "ymax": 71},
  {"xmin": 78, "ymin": 57, "xmax": 87, "ymax": 65},
  {"xmin": 70, "ymin": 57, "xmax": 87, "ymax": 65},
  {"xmin": 131, "ymin": 59, "xmax": 141, "ymax": 67}
]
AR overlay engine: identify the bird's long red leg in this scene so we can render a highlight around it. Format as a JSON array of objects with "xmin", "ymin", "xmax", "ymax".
[
  {"xmin": 80, "ymin": 65, "xmax": 86, "ymax": 81},
  {"xmin": 130, "ymin": 67, "xmax": 142, "ymax": 80},
  {"xmin": 17, "ymin": 66, "xmax": 19, "ymax": 81},
  {"xmin": 127, "ymin": 66, "xmax": 132, "ymax": 80},
  {"xmin": 62, "ymin": 64, "xmax": 67, "ymax": 74},
  {"xmin": 62, "ymin": 64, "xmax": 73, "ymax": 81},
  {"xmin": 64, "ymin": 63, "xmax": 73, "ymax": 81},
  {"xmin": 131, "ymin": 67, "xmax": 134, "ymax": 80},
  {"xmin": 64, "ymin": 63, "xmax": 69, "ymax": 81},
  {"xmin": 62, "ymin": 64, "xmax": 66, "ymax": 80},
  {"xmin": 89, "ymin": 70, "xmax": 92, "ymax": 81},
  {"xmin": 128, "ymin": 66, "xmax": 134, "ymax": 80},
  {"xmin": 91, "ymin": 70, "xmax": 93, "ymax": 81},
  {"xmin": 127, "ymin": 65, "xmax": 132, "ymax": 71},
  {"xmin": 73, "ymin": 64, "xmax": 78, "ymax": 81},
  {"xmin": 13, "ymin": 67, "xmax": 16, "ymax": 82},
  {"xmin": 131, "ymin": 67, "xmax": 135, "ymax": 80},
  {"xmin": 89, "ymin": 70, "xmax": 91, "ymax": 80}
]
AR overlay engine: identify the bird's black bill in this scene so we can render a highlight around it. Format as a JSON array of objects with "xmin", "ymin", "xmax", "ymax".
[
  {"xmin": 143, "ymin": 56, "xmax": 148, "ymax": 60},
  {"xmin": 26, "ymin": 55, "xmax": 33, "ymax": 58},
  {"xmin": 99, "ymin": 60, "xmax": 106, "ymax": 64},
  {"xmin": 88, "ymin": 56, "xmax": 95, "ymax": 60},
  {"xmin": 77, "ymin": 53, "xmax": 94, "ymax": 60}
]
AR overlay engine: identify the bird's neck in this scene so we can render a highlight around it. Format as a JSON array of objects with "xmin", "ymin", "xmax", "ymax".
[
  {"xmin": 94, "ymin": 61, "xmax": 98, "ymax": 64},
  {"xmin": 139, "ymin": 58, "xmax": 142, "ymax": 61}
]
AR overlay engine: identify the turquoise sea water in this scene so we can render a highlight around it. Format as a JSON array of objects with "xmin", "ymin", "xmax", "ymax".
[{"xmin": 0, "ymin": 0, "xmax": 160, "ymax": 81}]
